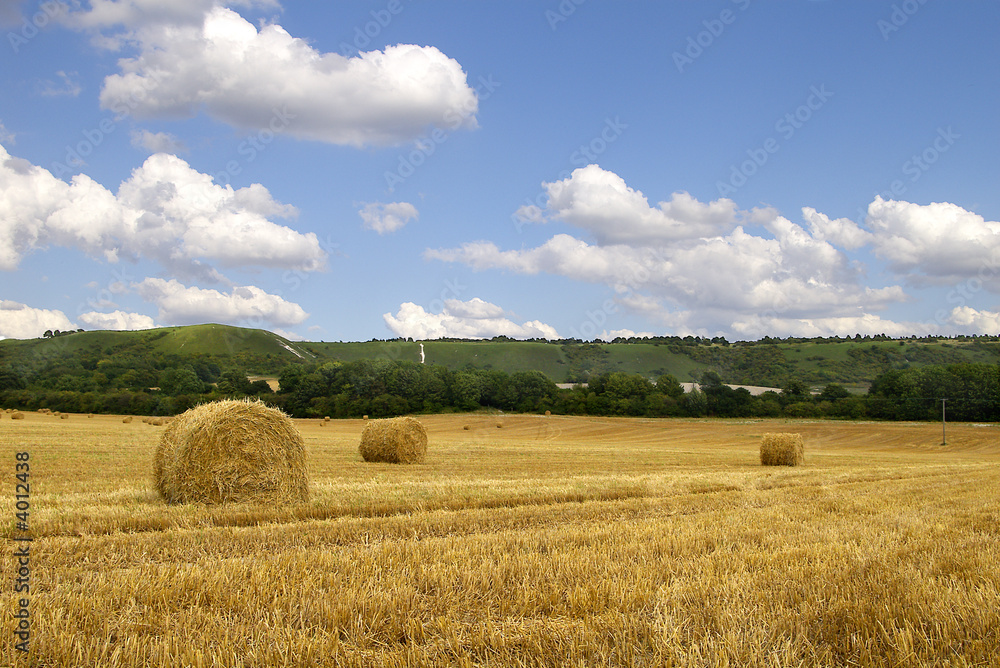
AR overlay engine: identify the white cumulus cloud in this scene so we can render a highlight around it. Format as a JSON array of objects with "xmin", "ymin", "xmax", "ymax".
[
  {"xmin": 383, "ymin": 299, "xmax": 560, "ymax": 340},
  {"xmin": 130, "ymin": 129, "xmax": 187, "ymax": 154},
  {"xmin": 0, "ymin": 300, "xmax": 76, "ymax": 339},
  {"xmin": 0, "ymin": 144, "xmax": 326, "ymax": 280},
  {"xmin": 946, "ymin": 306, "xmax": 1000, "ymax": 333},
  {"xmin": 359, "ymin": 201, "xmax": 418, "ymax": 235},
  {"xmin": 77, "ymin": 310, "xmax": 157, "ymax": 331},
  {"xmin": 95, "ymin": 6, "xmax": 479, "ymax": 147},
  {"xmin": 429, "ymin": 167, "xmax": 918, "ymax": 339},
  {"xmin": 533, "ymin": 164, "xmax": 740, "ymax": 245},
  {"xmin": 134, "ymin": 277, "xmax": 308, "ymax": 327},
  {"xmin": 866, "ymin": 196, "xmax": 1000, "ymax": 288}
]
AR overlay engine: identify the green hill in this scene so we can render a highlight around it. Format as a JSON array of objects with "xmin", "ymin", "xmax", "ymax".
[
  {"xmin": 2, "ymin": 325, "xmax": 998, "ymax": 390},
  {"xmin": 0, "ymin": 324, "xmax": 312, "ymax": 368}
]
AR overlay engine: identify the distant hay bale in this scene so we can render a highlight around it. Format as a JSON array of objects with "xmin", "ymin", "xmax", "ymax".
[
  {"xmin": 88, "ymin": 414, "xmax": 94, "ymax": 418},
  {"xmin": 463, "ymin": 425, "xmax": 470, "ymax": 430},
  {"xmin": 324, "ymin": 416, "xmax": 330, "ymax": 422},
  {"xmin": 359, "ymin": 417, "xmax": 427, "ymax": 464},
  {"xmin": 11, "ymin": 412, "xmax": 25, "ymax": 420},
  {"xmin": 60, "ymin": 413, "xmax": 68, "ymax": 419},
  {"xmin": 496, "ymin": 423, "xmax": 503, "ymax": 429},
  {"xmin": 122, "ymin": 416, "xmax": 133, "ymax": 424},
  {"xmin": 154, "ymin": 398, "xmax": 309, "ymax": 505},
  {"xmin": 544, "ymin": 410, "xmax": 551, "ymax": 416},
  {"xmin": 760, "ymin": 433, "xmax": 805, "ymax": 466},
  {"xmin": 363, "ymin": 415, "xmax": 369, "ymax": 420}
]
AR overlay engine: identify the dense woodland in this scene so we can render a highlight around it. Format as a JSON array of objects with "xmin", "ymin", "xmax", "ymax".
[{"xmin": 0, "ymin": 338, "xmax": 997, "ymax": 421}]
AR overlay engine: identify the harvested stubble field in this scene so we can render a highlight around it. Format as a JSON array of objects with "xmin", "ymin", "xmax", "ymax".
[{"xmin": 2, "ymin": 412, "xmax": 1000, "ymax": 667}]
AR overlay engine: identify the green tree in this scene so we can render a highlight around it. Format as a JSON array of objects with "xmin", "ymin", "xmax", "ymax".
[{"xmin": 159, "ymin": 368, "xmax": 205, "ymax": 396}]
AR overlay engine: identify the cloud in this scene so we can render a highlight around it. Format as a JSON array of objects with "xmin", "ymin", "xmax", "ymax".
[
  {"xmin": 802, "ymin": 207, "xmax": 872, "ymax": 250},
  {"xmin": 0, "ymin": 300, "xmax": 75, "ymax": 339},
  {"xmin": 598, "ymin": 328, "xmax": 654, "ymax": 342},
  {"xmin": 527, "ymin": 164, "xmax": 740, "ymax": 245},
  {"xmin": 946, "ymin": 306, "xmax": 1000, "ymax": 333},
  {"xmin": 94, "ymin": 6, "xmax": 479, "ymax": 147},
  {"xmin": 429, "ymin": 167, "xmax": 920, "ymax": 339},
  {"xmin": 271, "ymin": 327, "xmax": 307, "ymax": 342},
  {"xmin": 359, "ymin": 201, "xmax": 418, "ymax": 235},
  {"xmin": 130, "ymin": 129, "xmax": 187, "ymax": 154},
  {"xmin": 383, "ymin": 298, "xmax": 560, "ymax": 340},
  {"xmin": 865, "ymin": 197, "xmax": 1000, "ymax": 288},
  {"xmin": 77, "ymin": 310, "xmax": 156, "ymax": 330},
  {"xmin": 134, "ymin": 277, "xmax": 308, "ymax": 327},
  {"xmin": 63, "ymin": 0, "xmax": 279, "ymax": 31},
  {"xmin": 730, "ymin": 313, "xmax": 935, "ymax": 340},
  {"xmin": 0, "ymin": 120, "xmax": 13, "ymax": 144},
  {"xmin": 37, "ymin": 70, "xmax": 81, "ymax": 97},
  {"xmin": 0, "ymin": 144, "xmax": 326, "ymax": 279}
]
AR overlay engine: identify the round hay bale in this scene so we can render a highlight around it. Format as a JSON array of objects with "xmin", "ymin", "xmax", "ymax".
[
  {"xmin": 463, "ymin": 425, "xmax": 470, "ymax": 430},
  {"xmin": 544, "ymin": 410, "xmax": 551, "ymax": 416},
  {"xmin": 154, "ymin": 398, "xmax": 309, "ymax": 505},
  {"xmin": 760, "ymin": 433, "xmax": 805, "ymax": 466},
  {"xmin": 363, "ymin": 415, "xmax": 369, "ymax": 420},
  {"xmin": 11, "ymin": 412, "xmax": 25, "ymax": 420},
  {"xmin": 60, "ymin": 413, "xmax": 68, "ymax": 419},
  {"xmin": 122, "ymin": 416, "xmax": 133, "ymax": 424},
  {"xmin": 359, "ymin": 417, "xmax": 427, "ymax": 464},
  {"xmin": 324, "ymin": 416, "xmax": 330, "ymax": 422}
]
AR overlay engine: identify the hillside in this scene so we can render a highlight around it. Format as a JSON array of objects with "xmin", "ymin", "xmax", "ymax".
[
  {"xmin": 2, "ymin": 325, "xmax": 998, "ymax": 390},
  {"xmin": 0, "ymin": 324, "xmax": 312, "ymax": 363}
]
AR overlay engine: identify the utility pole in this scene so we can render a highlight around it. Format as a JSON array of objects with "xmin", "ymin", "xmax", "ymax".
[{"xmin": 940, "ymin": 398, "xmax": 947, "ymax": 445}]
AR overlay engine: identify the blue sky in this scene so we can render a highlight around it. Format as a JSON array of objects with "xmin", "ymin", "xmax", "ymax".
[{"xmin": 1, "ymin": 0, "xmax": 998, "ymax": 342}]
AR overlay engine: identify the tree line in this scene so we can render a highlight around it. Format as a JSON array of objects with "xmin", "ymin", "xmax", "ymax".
[{"xmin": 1, "ymin": 357, "xmax": 996, "ymax": 422}]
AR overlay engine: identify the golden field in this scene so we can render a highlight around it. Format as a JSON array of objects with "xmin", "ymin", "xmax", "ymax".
[{"xmin": 2, "ymin": 410, "xmax": 999, "ymax": 667}]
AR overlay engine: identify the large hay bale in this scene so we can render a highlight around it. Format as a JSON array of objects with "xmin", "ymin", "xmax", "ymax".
[
  {"xmin": 122, "ymin": 416, "xmax": 133, "ymax": 424},
  {"xmin": 359, "ymin": 416, "xmax": 427, "ymax": 464},
  {"xmin": 154, "ymin": 398, "xmax": 309, "ymax": 505},
  {"xmin": 11, "ymin": 412, "xmax": 25, "ymax": 420},
  {"xmin": 760, "ymin": 433, "xmax": 805, "ymax": 466},
  {"xmin": 60, "ymin": 413, "xmax": 68, "ymax": 419}
]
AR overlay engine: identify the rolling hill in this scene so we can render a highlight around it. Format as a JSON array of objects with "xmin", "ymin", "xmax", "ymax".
[{"xmin": 2, "ymin": 324, "xmax": 998, "ymax": 390}]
